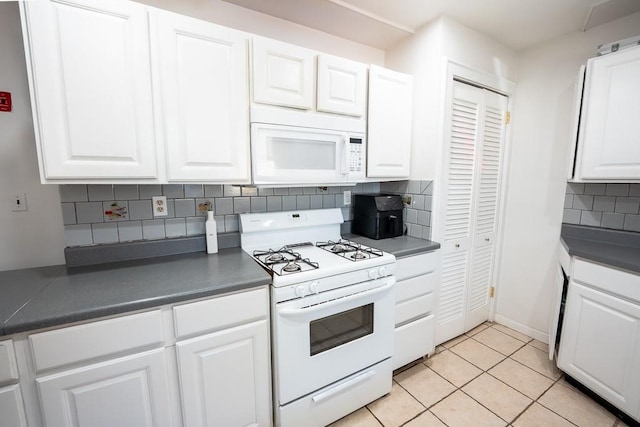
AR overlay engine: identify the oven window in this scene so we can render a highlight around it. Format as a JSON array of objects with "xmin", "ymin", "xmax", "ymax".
[{"xmin": 309, "ymin": 303, "xmax": 374, "ymax": 356}]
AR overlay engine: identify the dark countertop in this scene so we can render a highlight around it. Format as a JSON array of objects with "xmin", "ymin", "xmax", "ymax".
[
  {"xmin": 561, "ymin": 224, "xmax": 640, "ymax": 274},
  {"xmin": 346, "ymin": 234, "xmax": 440, "ymax": 258},
  {"xmin": 0, "ymin": 248, "xmax": 270, "ymax": 337}
]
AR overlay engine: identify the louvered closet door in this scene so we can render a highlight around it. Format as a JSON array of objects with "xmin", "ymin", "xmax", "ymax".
[
  {"xmin": 436, "ymin": 81, "xmax": 508, "ymax": 345},
  {"xmin": 465, "ymin": 89, "xmax": 508, "ymax": 331},
  {"xmin": 436, "ymin": 82, "xmax": 483, "ymax": 344}
]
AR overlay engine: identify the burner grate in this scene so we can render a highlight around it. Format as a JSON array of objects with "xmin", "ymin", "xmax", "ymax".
[
  {"xmin": 316, "ymin": 240, "xmax": 383, "ymax": 261},
  {"xmin": 253, "ymin": 247, "xmax": 319, "ymax": 275}
]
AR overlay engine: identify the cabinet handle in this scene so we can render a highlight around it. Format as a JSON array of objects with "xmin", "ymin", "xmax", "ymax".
[
  {"xmin": 312, "ymin": 370, "xmax": 375, "ymax": 404},
  {"xmin": 455, "ymin": 244, "xmax": 460, "ymax": 248},
  {"xmin": 485, "ymin": 238, "xmax": 490, "ymax": 242}
]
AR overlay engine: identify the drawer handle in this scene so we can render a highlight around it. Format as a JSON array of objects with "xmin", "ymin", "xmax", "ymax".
[
  {"xmin": 312, "ymin": 370, "xmax": 375, "ymax": 404},
  {"xmin": 455, "ymin": 244, "xmax": 460, "ymax": 248}
]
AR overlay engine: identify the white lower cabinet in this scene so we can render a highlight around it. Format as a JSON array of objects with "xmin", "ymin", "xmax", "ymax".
[
  {"xmin": 37, "ymin": 349, "xmax": 174, "ymax": 427},
  {"xmin": 9, "ymin": 286, "xmax": 271, "ymax": 427},
  {"xmin": 558, "ymin": 259, "xmax": 640, "ymax": 422},
  {"xmin": 0, "ymin": 339, "xmax": 27, "ymax": 427},
  {"xmin": 0, "ymin": 384, "xmax": 28, "ymax": 427},
  {"xmin": 176, "ymin": 319, "xmax": 271, "ymax": 427},
  {"xmin": 393, "ymin": 250, "xmax": 440, "ymax": 370}
]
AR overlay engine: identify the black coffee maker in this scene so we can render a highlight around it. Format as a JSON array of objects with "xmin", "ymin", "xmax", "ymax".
[{"xmin": 352, "ymin": 194, "xmax": 404, "ymax": 239}]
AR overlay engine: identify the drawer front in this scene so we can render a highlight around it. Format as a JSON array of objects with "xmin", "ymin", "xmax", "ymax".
[
  {"xmin": 30, "ymin": 310, "xmax": 164, "ymax": 373},
  {"xmin": 396, "ymin": 251, "xmax": 439, "ymax": 282},
  {"xmin": 396, "ymin": 272, "xmax": 437, "ymax": 303},
  {"xmin": 396, "ymin": 293, "xmax": 434, "ymax": 326},
  {"xmin": 393, "ymin": 314, "xmax": 435, "ymax": 370},
  {"xmin": 0, "ymin": 340, "xmax": 19, "ymax": 385},
  {"xmin": 174, "ymin": 287, "xmax": 268, "ymax": 339}
]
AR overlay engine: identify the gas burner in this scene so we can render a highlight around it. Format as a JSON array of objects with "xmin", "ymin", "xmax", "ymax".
[
  {"xmin": 266, "ymin": 253, "xmax": 285, "ymax": 263},
  {"xmin": 349, "ymin": 251, "xmax": 368, "ymax": 260},
  {"xmin": 282, "ymin": 262, "xmax": 301, "ymax": 273},
  {"xmin": 253, "ymin": 248, "xmax": 320, "ymax": 276},
  {"xmin": 317, "ymin": 239, "xmax": 383, "ymax": 262}
]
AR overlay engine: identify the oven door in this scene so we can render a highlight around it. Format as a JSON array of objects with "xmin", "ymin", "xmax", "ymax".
[
  {"xmin": 251, "ymin": 123, "xmax": 349, "ymax": 185},
  {"xmin": 273, "ymin": 276, "xmax": 395, "ymax": 405}
]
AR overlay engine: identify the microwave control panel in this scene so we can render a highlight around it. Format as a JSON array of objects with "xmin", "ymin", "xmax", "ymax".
[{"xmin": 349, "ymin": 137, "xmax": 365, "ymax": 179}]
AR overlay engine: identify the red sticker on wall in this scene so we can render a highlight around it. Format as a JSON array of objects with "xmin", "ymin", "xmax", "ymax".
[{"xmin": 0, "ymin": 92, "xmax": 12, "ymax": 112}]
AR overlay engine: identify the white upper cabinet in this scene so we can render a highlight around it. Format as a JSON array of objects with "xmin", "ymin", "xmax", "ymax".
[
  {"xmin": 21, "ymin": 0, "xmax": 158, "ymax": 182},
  {"xmin": 367, "ymin": 65, "xmax": 413, "ymax": 178},
  {"xmin": 317, "ymin": 54, "xmax": 367, "ymax": 117},
  {"xmin": 574, "ymin": 45, "xmax": 640, "ymax": 182},
  {"xmin": 153, "ymin": 11, "xmax": 251, "ymax": 183},
  {"xmin": 252, "ymin": 37, "xmax": 316, "ymax": 110}
]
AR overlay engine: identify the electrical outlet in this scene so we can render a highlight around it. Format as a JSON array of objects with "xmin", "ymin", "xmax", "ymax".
[
  {"xmin": 12, "ymin": 193, "xmax": 27, "ymax": 212},
  {"xmin": 343, "ymin": 191, "xmax": 351, "ymax": 206},
  {"xmin": 402, "ymin": 195, "xmax": 412, "ymax": 207},
  {"xmin": 152, "ymin": 196, "xmax": 168, "ymax": 217}
]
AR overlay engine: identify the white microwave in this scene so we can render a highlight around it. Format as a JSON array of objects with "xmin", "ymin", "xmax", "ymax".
[{"xmin": 251, "ymin": 123, "xmax": 366, "ymax": 186}]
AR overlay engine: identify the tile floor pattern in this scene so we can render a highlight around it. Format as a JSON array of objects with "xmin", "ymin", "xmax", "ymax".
[{"xmin": 330, "ymin": 322, "xmax": 630, "ymax": 427}]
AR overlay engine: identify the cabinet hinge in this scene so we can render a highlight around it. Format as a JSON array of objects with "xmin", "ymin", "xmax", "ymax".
[
  {"xmin": 505, "ymin": 112, "xmax": 511, "ymax": 125},
  {"xmin": 489, "ymin": 287, "xmax": 495, "ymax": 298}
]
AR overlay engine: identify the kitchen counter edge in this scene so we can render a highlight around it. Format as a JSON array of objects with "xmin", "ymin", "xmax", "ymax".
[
  {"xmin": 0, "ymin": 248, "xmax": 270, "ymax": 337},
  {"xmin": 560, "ymin": 224, "xmax": 640, "ymax": 275},
  {"xmin": 345, "ymin": 234, "xmax": 440, "ymax": 258}
]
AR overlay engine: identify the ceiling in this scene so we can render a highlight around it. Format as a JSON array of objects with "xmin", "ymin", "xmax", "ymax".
[{"xmin": 222, "ymin": 0, "xmax": 640, "ymax": 50}]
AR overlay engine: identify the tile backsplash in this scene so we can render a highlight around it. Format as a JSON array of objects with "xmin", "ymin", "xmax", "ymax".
[
  {"xmin": 380, "ymin": 180, "xmax": 433, "ymax": 240},
  {"xmin": 60, "ymin": 183, "xmax": 373, "ymax": 247},
  {"xmin": 60, "ymin": 181, "xmax": 435, "ymax": 247},
  {"xmin": 563, "ymin": 183, "xmax": 640, "ymax": 232}
]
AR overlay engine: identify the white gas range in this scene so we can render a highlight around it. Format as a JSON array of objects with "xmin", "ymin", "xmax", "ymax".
[{"xmin": 239, "ymin": 208, "xmax": 396, "ymax": 427}]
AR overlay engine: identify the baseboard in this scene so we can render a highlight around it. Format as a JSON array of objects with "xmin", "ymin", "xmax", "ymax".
[{"xmin": 494, "ymin": 314, "xmax": 549, "ymax": 343}]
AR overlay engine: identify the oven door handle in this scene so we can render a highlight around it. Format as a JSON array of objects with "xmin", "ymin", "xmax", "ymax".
[
  {"xmin": 311, "ymin": 369, "xmax": 376, "ymax": 404},
  {"xmin": 278, "ymin": 280, "xmax": 395, "ymax": 318}
]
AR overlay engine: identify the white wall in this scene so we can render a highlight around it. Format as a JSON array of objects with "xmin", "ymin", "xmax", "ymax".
[
  {"xmin": 385, "ymin": 16, "xmax": 517, "ymax": 180},
  {"xmin": 0, "ymin": 2, "xmax": 66, "ymax": 271},
  {"xmin": 136, "ymin": 0, "xmax": 385, "ymax": 65},
  {"xmin": 495, "ymin": 12, "xmax": 640, "ymax": 340}
]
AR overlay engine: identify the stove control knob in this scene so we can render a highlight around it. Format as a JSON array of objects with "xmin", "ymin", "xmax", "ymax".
[
  {"xmin": 310, "ymin": 281, "xmax": 320, "ymax": 294},
  {"xmin": 294, "ymin": 285, "xmax": 306, "ymax": 297},
  {"xmin": 378, "ymin": 266, "xmax": 387, "ymax": 277},
  {"xmin": 368, "ymin": 269, "xmax": 378, "ymax": 279}
]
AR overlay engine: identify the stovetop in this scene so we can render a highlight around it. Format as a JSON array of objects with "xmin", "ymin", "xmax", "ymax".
[
  {"xmin": 239, "ymin": 209, "xmax": 396, "ymax": 288},
  {"xmin": 249, "ymin": 238, "xmax": 394, "ymax": 286}
]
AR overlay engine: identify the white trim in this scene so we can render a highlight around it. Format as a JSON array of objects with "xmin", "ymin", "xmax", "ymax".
[
  {"xmin": 325, "ymin": 0, "xmax": 415, "ymax": 34},
  {"xmin": 432, "ymin": 58, "xmax": 517, "ymax": 335},
  {"xmin": 494, "ymin": 314, "xmax": 549, "ymax": 344}
]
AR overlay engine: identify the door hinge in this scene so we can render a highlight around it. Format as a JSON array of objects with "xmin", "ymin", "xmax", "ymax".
[
  {"xmin": 505, "ymin": 112, "xmax": 511, "ymax": 124},
  {"xmin": 489, "ymin": 287, "xmax": 495, "ymax": 298}
]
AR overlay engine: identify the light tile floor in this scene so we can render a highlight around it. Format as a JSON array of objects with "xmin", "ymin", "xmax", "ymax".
[{"xmin": 330, "ymin": 322, "xmax": 630, "ymax": 427}]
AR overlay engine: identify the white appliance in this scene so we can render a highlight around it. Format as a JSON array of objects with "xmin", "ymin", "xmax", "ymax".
[
  {"xmin": 239, "ymin": 209, "xmax": 396, "ymax": 427},
  {"xmin": 249, "ymin": 105, "xmax": 366, "ymax": 186}
]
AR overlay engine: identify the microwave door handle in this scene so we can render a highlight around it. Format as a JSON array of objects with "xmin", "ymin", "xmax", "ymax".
[
  {"xmin": 341, "ymin": 134, "xmax": 349, "ymax": 175},
  {"xmin": 278, "ymin": 279, "xmax": 395, "ymax": 318}
]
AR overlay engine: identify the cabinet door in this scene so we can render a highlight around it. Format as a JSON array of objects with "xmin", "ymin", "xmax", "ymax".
[
  {"xmin": 436, "ymin": 81, "xmax": 480, "ymax": 344},
  {"xmin": 317, "ymin": 54, "xmax": 367, "ymax": 117},
  {"xmin": 367, "ymin": 65, "xmax": 412, "ymax": 178},
  {"xmin": 558, "ymin": 280, "xmax": 640, "ymax": 418},
  {"xmin": 252, "ymin": 37, "xmax": 315, "ymax": 110},
  {"xmin": 577, "ymin": 46, "xmax": 640, "ymax": 180},
  {"xmin": 0, "ymin": 385, "xmax": 28, "ymax": 427},
  {"xmin": 37, "ymin": 349, "xmax": 174, "ymax": 427},
  {"xmin": 154, "ymin": 11, "xmax": 251, "ymax": 183},
  {"xmin": 435, "ymin": 81, "xmax": 508, "ymax": 345},
  {"xmin": 465, "ymin": 89, "xmax": 507, "ymax": 331},
  {"xmin": 176, "ymin": 319, "xmax": 271, "ymax": 427},
  {"xmin": 20, "ymin": 0, "xmax": 157, "ymax": 180}
]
